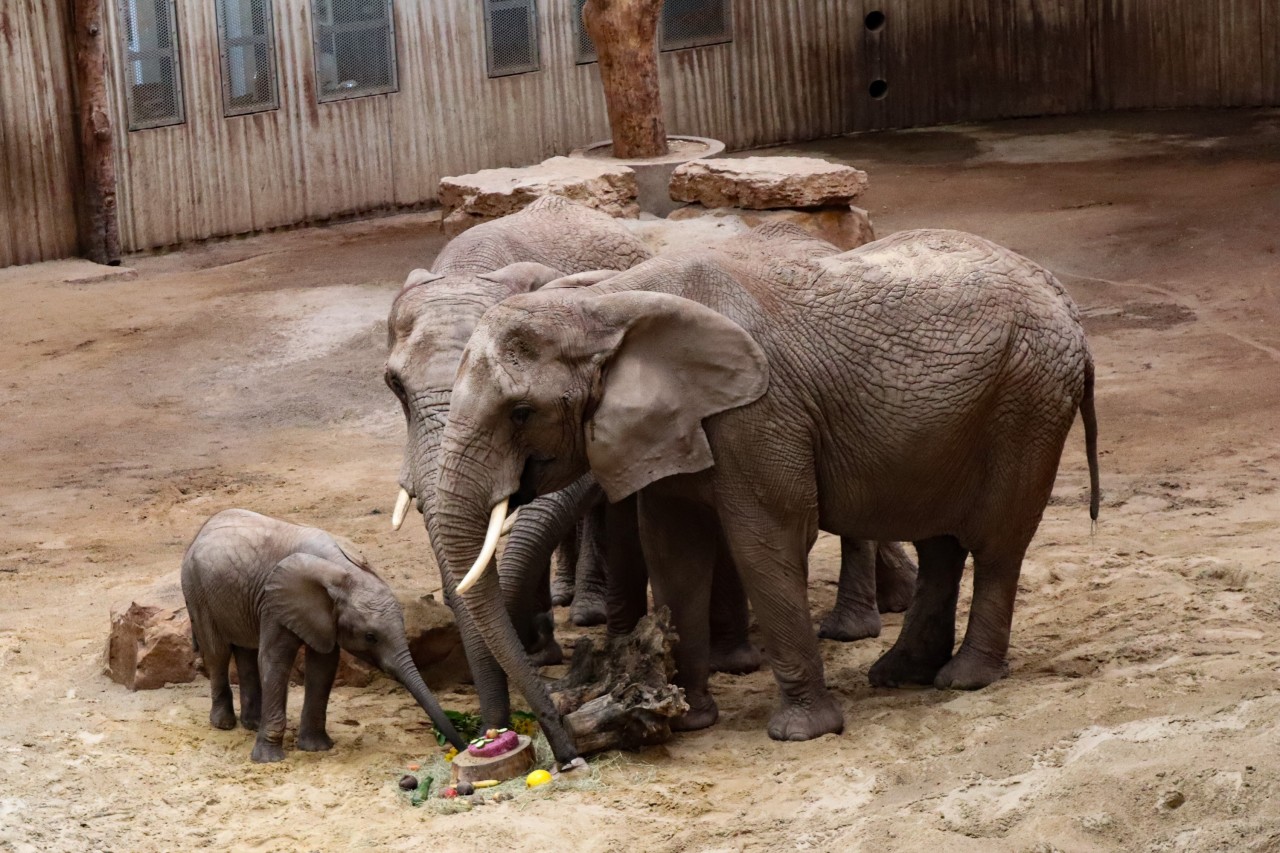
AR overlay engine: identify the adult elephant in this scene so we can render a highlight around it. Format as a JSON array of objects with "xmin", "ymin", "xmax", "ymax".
[
  {"xmin": 433, "ymin": 225, "xmax": 1099, "ymax": 760},
  {"xmin": 384, "ymin": 195, "xmax": 652, "ymax": 737}
]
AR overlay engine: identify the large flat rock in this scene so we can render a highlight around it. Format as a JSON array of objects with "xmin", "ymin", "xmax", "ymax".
[
  {"xmin": 669, "ymin": 157, "xmax": 869, "ymax": 210},
  {"xmin": 440, "ymin": 156, "xmax": 639, "ymax": 236}
]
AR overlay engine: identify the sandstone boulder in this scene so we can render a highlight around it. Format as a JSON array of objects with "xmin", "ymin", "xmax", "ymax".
[
  {"xmin": 104, "ymin": 576, "xmax": 199, "ymax": 691},
  {"xmin": 669, "ymin": 204, "xmax": 876, "ymax": 251},
  {"xmin": 669, "ymin": 157, "xmax": 869, "ymax": 210},
  {"xmin": 440, "ymin": 156, "xmax": 639, "ymax": 236}
]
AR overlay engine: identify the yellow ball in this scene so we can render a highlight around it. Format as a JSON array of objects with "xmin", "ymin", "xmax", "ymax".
[{"xmin": 526, "ymin": 769, "xmax": 553, "ymax": 788}]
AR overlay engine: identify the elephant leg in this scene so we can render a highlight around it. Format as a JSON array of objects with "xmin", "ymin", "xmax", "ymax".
[
  {"xmin": 232, "ymin": 645, "xmax": 262, "ymax": 731},
  {"xmin": 637, "ymin": 492, "xmax": 718, "ymax": 732},
  {"xmin": 204, "ymin": 641, "xmax": 237, "ymax": 731},
  {"xmin": 550, "ymin": 526, "xmax": 580, "ymax": 607},
  {"xmin": 934, "ymin": 544, "xmax": 1025, "ymax": 690},
  {"xmin": 818, "ymin": 538, "xmax": 881, "ymax": 642},
  {"xmin": 604, "ymin": 494, "xmax": 648, "ymax": 637},
  {"xmin": 875, "ymin": 541, "xmax": 918, "ymax": 613},
  {"xmin": 570, "ymin": 505, "xmax": 609, "ymax": 627},
  {"xmin": 252, "ymin": 626, "xmax": 302, "ymax": 763},
  {"xmin": 721, "ymin": 509, "xmax": 843, "ymax": 742},
  {"xmin": 526, "ymin": 561, "xmax": 564, "ymax": 667},
  {"xmin": 297, "ymin": 646, "xmax": 340, "ymax": 751},
  {"xmin": 868, "ymin": 536, "xmax": 967, "ymax": 688},
  {"xmin": 708, "ymin": 549, "xmax": 761, "ymax": 675}
]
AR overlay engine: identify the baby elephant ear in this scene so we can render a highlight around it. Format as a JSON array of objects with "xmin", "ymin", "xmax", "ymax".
[
  {"xmin": 478, "ymin": 262, "xmax": 566, "ymax": 293},
  {"xmin": 264, "ymin": 554, "xmax": 351, "ymax": 653},
  {"xmin": 402, "ymin": 268, "xmax": 443, "ymax": 290},
  {"xmin": 543, "ymin": 269, "xmax": 623, "ymax": 291}
]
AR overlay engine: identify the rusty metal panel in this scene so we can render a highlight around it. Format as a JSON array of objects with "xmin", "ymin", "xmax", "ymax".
[{"xmin": 0, "ymin": 0, "xmax": 80, "ymax": 267}]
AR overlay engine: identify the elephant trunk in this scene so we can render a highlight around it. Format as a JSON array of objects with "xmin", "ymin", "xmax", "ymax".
[
  {"xmin": 407, "ymin": 396, "xmax": 512, "ymax": 730},
  {"xmin": 387, "ymin": 645, "xmax": 466, "ymax": 750},
  {"xmin": 434, "ymin": 465, "xmax": 579, "ymax": 764}
]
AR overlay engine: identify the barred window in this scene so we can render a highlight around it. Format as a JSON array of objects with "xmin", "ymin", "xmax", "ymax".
[
  {"xmin": 118, "ymin": 0, "xmax": 185, "ymax": 129},
  {"xmin": 573, "ymin": 0, "xmax": 595, "ymax": 64},
  {"xmin": 484, "ymin": 0, "xmax": 540, "ymax": 77},
  {"xmin": 311, "ymin": 0, "xmax": 398, "ymax": 101},
  {"xmin": 217, "ymin": 0, "xmax": 279, "ymax": 115},
  {"xmin": 661, "ymin": 0, "xmax": 732, "ymax": 51}
]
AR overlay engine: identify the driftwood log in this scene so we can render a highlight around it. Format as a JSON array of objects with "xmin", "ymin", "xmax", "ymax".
[
  {"xmin": 582, "ymin": 0, "xmax": 668, "ymax": 159},
  {"xmin": 72, "ymin": 0, "xmax": 121, "ymax": 264},
  {"xmin": 552, "ymin": 609, "xmax": 687, "ymax": 755}
]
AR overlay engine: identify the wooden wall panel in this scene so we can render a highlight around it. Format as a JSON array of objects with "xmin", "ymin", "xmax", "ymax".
[{"xmin": 0, "ymin": 0, "xmax": 80, "ymax": 268}]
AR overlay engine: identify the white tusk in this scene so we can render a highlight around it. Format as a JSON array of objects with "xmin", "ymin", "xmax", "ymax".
[
  {"xmin": 456, "ymin": 498, "xmax": 508, "ymax": 595},
  {"xmin": 500, "ymin": 508, "xmax": 520, "ymax": 537},
  {"xmin": 392, "ymin": 488, "xmax": 412, "ymax": 531}
]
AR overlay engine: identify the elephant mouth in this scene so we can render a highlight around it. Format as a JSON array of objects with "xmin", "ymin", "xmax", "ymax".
[{"xmin": 513, "ymin": 456, "xmax": 556, "ymax": 509}]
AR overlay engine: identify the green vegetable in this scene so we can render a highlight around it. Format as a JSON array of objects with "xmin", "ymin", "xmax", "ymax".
[{"xmin": 409, "ymin": 774, "xmax": 434, "ymax": 806}]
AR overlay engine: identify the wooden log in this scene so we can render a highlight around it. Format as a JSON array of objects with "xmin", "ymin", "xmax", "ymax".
[
  {"xmin": 583, "ymin": 0, "xmax": 669, "ymax": 159},
  {"xmin": 72, "ymin": 0, "xmax": 121, "ymax": 265},
  {"xmin": 449, "ymin": 734, "xmax": 535, "ymax": 785},
  {"xmin": 551, "ymin": 608, "xmax": 688, "ymax": 754}
]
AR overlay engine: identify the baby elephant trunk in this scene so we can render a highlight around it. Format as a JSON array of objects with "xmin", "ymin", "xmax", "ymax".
[{"xmin": 385, "ymin": 645, "xmax": 466, "ymax": 749}]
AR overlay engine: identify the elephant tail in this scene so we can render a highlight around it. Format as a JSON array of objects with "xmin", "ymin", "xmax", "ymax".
[{"xmin": 1081, "ymin": 356, "xmax": 1100, "ymax": 523}]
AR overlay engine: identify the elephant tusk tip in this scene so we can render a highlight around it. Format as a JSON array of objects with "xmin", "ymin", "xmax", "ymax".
[{"xmin": 392, "ymin": 487, "xmax": 412, "ymax": 530}]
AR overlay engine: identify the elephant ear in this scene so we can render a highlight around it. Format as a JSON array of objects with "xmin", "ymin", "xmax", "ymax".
[
  {"xmin": 401, "ymin": 268, "xmax": 443, "ymax": 291},
  {"xmin": 263, "ymin": 554, "xmax": 351, "ymax": 653},
  {"xmin": 478, "ymin": 262, "xmax": 565, "ymax": 294},
  {"xmin": 581, "ymin": 291, "xmax": 769, "ymax": 502}
]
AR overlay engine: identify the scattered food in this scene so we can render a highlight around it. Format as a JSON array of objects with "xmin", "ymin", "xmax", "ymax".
[
  {"xmin": 456, "ymin": 781, "xmax": 475, "ymax": 796},
  {"xmin": 473, "ymin": 779, "xmax": 500, "ymax": 789},
  {"xmin": 440, "ymin": 787, "xmax": 458, "ymax": 799},
  {"xmin": 526, "ymin": 769, "xmax": 552, "ymax": 788},
  {"xmin": 398, "ymin": 774, "xmax": 418, "ymax": 791},
  {"xmin": 407, "ymin": 763, "xmax": 420, "ymax": 771}
]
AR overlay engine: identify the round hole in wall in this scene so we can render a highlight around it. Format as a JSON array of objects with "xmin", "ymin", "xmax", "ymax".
[
  {"xmin": 865, "ymin": 11, "xmax": 886, "ymax": 31},
  {"xmin": 869, "ymin": 79, "xmax": 889, "ymax": 99}
]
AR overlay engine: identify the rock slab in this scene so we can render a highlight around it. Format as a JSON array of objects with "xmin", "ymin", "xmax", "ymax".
[
  {"xmin": 440, "ymin": 156, "xmax": 639, "ymax": 236},
  {"xmin": 669, "ymin": 204, "xmax": 876, "ymax": 251},
  {"xmin": 669, "ymin": 157, "xmax": 869, "ymax": 210}
]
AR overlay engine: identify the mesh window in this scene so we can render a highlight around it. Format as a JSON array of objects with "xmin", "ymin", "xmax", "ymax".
[
  {"xmin": 574, "ymin": 0, "xmax": 596, "ymax": 64},
  {"xmin": 484, "ymin": 0, "xmax": 540, "ymax": 77},
  {"xmin": 661, "ymin": 0, "xmax": 732, "ymax": 51},
  {"xmin": 311, "ymin": 0, "xmax": 398, "ymax": 101},
  {"xmin": 217, "ymin": 0, "xmax": 279, "ymax": 115},
  {"xmin": 118, "ymin": 0, "xmax": 185, "ymax": 129}
]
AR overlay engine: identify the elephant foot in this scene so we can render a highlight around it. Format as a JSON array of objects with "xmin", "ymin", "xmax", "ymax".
[
  {"xmin": 551, "ymin": 580, "xmax": 574, "ymax": 608},
  {"xmin": 529, "ymin": 638, "xmax": 564, "ymax": 667},
  {"xmin": 709, "ymin": 642, "xmax": 762, "ymax": 675},
  {"xmin": 570, "ymin": 594, "xmax": 608, "ymax": 627},
  {"xmin": 250, "ymin": 739, "xmax": 286, "ymax": 763},
  {"xmin": 767, "ymin": 690, "xmax": 844, "ymax": 742},
  {"xmin": 934, "ymin": 648, "xmax": 1009, "ymax": 690},
  {"xmin": 210, "ymin": 705, "xmax": 237, "ymax": 731},
  {"xmin": 297, "ymin": 730, "xmax": 335, "ymax": 752},
  {"xmin": 817, "ymin": 607, "xmax": 882, "ymax": 642},
  {"xmin": 671, "ymin": 693, "xmax": 718, "ymax": 732},
  {"xmin": 868, "ymin": 644, "xmax": 950, "ymax": 688},
  {"xmin": 240, "ymin": 714, "xmax": 260, "ymax": 731}
]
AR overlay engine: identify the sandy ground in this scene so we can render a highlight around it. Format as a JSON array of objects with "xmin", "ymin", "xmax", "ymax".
[{"xmin": 2, "ymin": 109, "xmax": 1279, "ymax": 852}]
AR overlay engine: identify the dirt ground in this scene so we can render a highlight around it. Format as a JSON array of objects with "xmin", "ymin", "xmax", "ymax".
[{"xmin": 2, "ymin": 109, "xmax": 1279, "ymax": 852}]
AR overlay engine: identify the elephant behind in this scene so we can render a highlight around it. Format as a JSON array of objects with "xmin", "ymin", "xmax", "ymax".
[{"xmin": 433, "ymin": 225, "xmax": 1099, "ymax": 760}]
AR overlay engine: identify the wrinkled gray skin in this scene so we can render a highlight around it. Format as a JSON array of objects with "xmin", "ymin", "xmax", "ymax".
[
  {"xmin": 180, "ymin": 509, "xmax": 466, "ymax": 762},
  {"xmin": 434, "ymin": 225, "xmax": 1099, "ymax": 749},
  {"xmin": 384, "ymin": 196, "xmax": 654, "ymax": 757}
]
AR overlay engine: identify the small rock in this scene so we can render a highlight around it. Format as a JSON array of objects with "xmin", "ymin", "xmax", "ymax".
[
  {"xmin": 398, "ymin": 775, "xmax": 419, "ymax": 791},
  {"xmin": 103, "ymin": 576, "xmax": 199, "ymax": 690},
  {"xmin": 1158, "ymin": 790, "xmax": 1186, "ymax": 810},
  {"xmin": 670, "ymin": 156, "xmax": 869, "ymax": 210}
]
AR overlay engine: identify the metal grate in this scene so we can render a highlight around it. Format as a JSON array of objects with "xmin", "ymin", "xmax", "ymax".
[
  {"xmin": 118, "ymin": 0, "xmax": 185, "ymax": 130},
  {"xmin": 484, "ymin": 0, "xmax": 541, "ymax": 78},
  {"xmin": 661, "ymin": 0, "xmax": 732, "ymax": 52},
  {"xmin": 217, "ymin": 0, "xmax": 279, "ymax": 116},
  {"xmin": 573, "ymin": 0, "xmax": 596, "ymax": 64},
  {"xmin": 311, "ymin": 0, "xmax": 398, "ymax": 101}
]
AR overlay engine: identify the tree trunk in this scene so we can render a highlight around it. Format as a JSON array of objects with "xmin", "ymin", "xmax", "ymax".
[
  {"xmin": 72, "ymin": 0, "xmax": 121, "ymax": 265},
  {"xmin": 583, "ymin": 0, "xmax": 669, "ymax": 159}
]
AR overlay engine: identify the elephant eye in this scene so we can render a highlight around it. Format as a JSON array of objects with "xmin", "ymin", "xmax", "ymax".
[
  {"xmin": 364, "ymin": 631, "xmax": 377, "ymax": 644},
  {"xmin": 510, "ymin": 404, "xmax": 535, "ymax": 427}
]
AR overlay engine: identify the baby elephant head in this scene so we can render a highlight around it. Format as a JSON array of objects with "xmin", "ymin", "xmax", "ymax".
[{"xmin": 264, "ymin": 554, "xmax": 464, "ymax": 748}]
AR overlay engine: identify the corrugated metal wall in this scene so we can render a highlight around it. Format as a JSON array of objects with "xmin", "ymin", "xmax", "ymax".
[
  {"xmin": 4, "ymin": 0, "xmax": 1280, "ymax": 264},
  {"xmin": 0, "ymin": 0, "xmax": 80, "ymax": 268}
]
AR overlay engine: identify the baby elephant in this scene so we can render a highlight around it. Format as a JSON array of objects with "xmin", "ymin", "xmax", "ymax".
[{"xmin": 181, "ymin": 509, "xmax": 465, "ymax": 762}]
